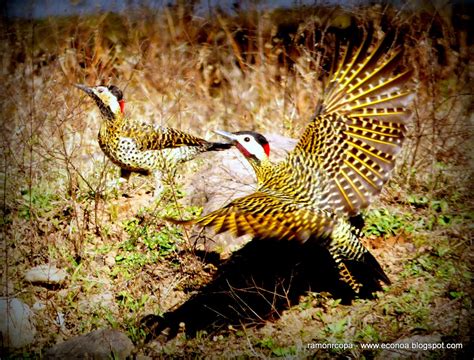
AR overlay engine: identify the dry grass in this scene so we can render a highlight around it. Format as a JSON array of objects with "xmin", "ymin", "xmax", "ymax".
[{"xmin": 1, "ymin": 2, "xmax": 472, "ymax": 358}]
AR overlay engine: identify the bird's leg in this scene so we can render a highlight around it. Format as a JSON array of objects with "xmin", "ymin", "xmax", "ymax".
[
  {"xmin": 152, "ymin": 169, "xmax": 164, "ymax": 200},
  {"xmin": 330, "ymin": 249, "xmax": 362, "ymax": 294},
  {"xmin": 325, "ymin": 218, "xmax": 367, "ymax": 292},
  {"xmin": 117, "ymin": 168, "xmax": 132, "ymax": 197},
  {"xmin": 106, "ymin": 168, "xmax": 130, "ymax": 193},
  {"xmin": 120, "ymin": 168, "xmax": 133, "ymax": 181}
]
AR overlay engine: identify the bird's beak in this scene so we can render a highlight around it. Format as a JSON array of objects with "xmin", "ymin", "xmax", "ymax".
[
  {"xmin": 213, "ymin": 129, "xmax": 239, "ymax": 143},
  {"xmin": 74, "ymin": 84, "xmax": 93, "ymax": 95}
]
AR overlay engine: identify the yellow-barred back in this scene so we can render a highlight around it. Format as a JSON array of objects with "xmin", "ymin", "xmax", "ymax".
[
  {"xmin": 169, "ymin": 31, "xmax": 414, "ymax": 293},
  {"xmin": 75, "ymin": 84, "xmax": 231, "ymax": 197}
]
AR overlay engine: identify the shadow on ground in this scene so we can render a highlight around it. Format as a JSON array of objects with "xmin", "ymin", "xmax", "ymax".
[{"xmin": 141, "ymin": 236, "xmax": 386, "ymax": 340}]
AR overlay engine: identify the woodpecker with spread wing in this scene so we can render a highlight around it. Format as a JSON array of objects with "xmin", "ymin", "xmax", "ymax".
[
  {"xmin": 75, "ymin": 84, "xmax": 231, "ymax": 198},
  {"xmin": 169, "ymin": 32, "xmax": 414, "ymax": 293}
]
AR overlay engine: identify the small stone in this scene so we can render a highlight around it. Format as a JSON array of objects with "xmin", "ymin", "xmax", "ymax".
[
  {"xmin": 45, "ymin": 328, "xmax": 134, "ymax": 359},
  {"xmin": 32, "ymin": 301, "xmax": 46, "ymax": 311},
  {"xmin": 56, "ymin": 289, "xmax": 70, "ymax": 299},
  {"xmin": 25, "ymin": 264, "xmax": 68, "ymax": 285},
  {"xmin": 404, "ymin": 243, "xmax": 416, "ymax": 252},
  {"xmin": 0, "ymin": 297, "xmax": 37, "ymax": 348},
  {"xmin": 105, "ymin": 255, "xmax": 116, "ymax": 267},
  {"xmin": 78, "ymin": 291, "xmax": 116, "ymax": 312},
  {"xmin": 55, "ymin": 312, "xmax": 65, "ymax": 328}
]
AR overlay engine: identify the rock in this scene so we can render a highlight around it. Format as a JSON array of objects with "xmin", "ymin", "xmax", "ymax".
[
  {"xmin": 0, "ymin": 297, "xmax": 37, "ymax": 348},
  {"xmin": 25, "ymin": 264, "xmax": 68, "ymax": 285},
  {"xmin": 184, "ymin": 133, "xmax": 297, "ymax": 253},
  {"xmin": 45, "ymin": 328, "xmax": 134, "ymax": 360},
  {"xmin": 376, "ymin": 334, "xmax": 444, "ymax": 359},
  {"xmin": 105, "ymin": 255, "xmax": 116, "ymax": 268},
  {"xmin": 78, "ymin": 291, "xmax": 117, "ymax": 312},
  {"xmin": 32, "ymin": 301, "xmax": 46, "ymax": 311}
]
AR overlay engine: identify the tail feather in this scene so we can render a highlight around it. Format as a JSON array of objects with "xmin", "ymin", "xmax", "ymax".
[{"xmin": 359, "ymin": 251, "xmax": 391, "ymax": 285}]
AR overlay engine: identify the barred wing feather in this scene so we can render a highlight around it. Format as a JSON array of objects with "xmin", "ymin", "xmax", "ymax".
[
  {"xmin": 170, "ymin": 192, "xmax": 335, "ymax": 242},
  {"xmin": 123, "ymin": 124, "xmax": 209, "ymax": 151},
  {"xmin": 292, "ymin": 33, "xmax": 413, "ymax": 215}
]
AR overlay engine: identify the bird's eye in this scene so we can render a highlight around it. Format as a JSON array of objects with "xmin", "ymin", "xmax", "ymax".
[
  {"xmin": 244, "ymin": 137, "xmax": 250, "ymax": 142},
  {"xmin": 97, "ymin": 88, "xmax": 104, "ymax": 93}
]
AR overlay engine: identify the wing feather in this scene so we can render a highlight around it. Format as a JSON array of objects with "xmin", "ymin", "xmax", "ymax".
[
  {"xmin": 290, "ymin": 31, "xmax": 413, "ymax": 215},
  {"xmin": 169, "ymin": 192, "xmax": 335, "ymax": 242},
  {"xmin": 122, "ymin": 123, "xmax": 209, "ymax": 151}
]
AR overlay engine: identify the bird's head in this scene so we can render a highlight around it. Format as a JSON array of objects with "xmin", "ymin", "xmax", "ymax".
[
  {"xmin": 214, "ymin": 130, "xmax": 270, "ymax": 164},
  {"xmin": 74, "ymin": 84, "xmax": 125, "ymax": 120}
]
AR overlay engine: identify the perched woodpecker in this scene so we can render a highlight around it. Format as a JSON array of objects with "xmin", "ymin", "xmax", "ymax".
[
  {"xmin": 169, "ymin": 32, "xmax": 414, "ymax": 293},
  {"xmin": 74, "ymin": 84, "xmax": 231, "ymax": 198}
]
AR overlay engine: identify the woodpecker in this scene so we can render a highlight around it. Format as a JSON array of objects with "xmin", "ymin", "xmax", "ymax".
[
  {"xmin": 74, "ymin": 84, "xmax": 231, "ymax": 198},
  {"xmin": 168, "ymin": 32, "xmax": 414, "ymax": 293}
]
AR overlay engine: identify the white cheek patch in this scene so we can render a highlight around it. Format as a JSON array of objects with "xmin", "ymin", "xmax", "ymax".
[
  {"xmin": 241, "ymin": 139, "xmax": 267, "ymax": 161},
  {"xmin": 107, "ymin": 94, "xmax": 121, "ymax": 114},
  {"xmin": 252, "ymin": 143, "xmax": 268, "ymax": 161},
  {"xmin": 93, "ymin": 87, "xmax": 121, "ymax": 115}
]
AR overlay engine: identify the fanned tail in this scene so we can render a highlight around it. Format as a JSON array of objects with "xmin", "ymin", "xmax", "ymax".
[{"xmin": 357, "ymin": 251, "xmax": 391, "ymax": 286}]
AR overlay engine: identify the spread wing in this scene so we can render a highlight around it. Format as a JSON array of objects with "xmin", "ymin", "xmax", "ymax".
[
  {"xmin": 290, "ymin": 32, "xmax": 414, "ymax": 215},
  {"xmin": 169, "ymin": 192, "xmax": 335, "ymax": 242},
  {"xmin": 122, "ymin": 123, "xmax": 210, "ymax": 151}
]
